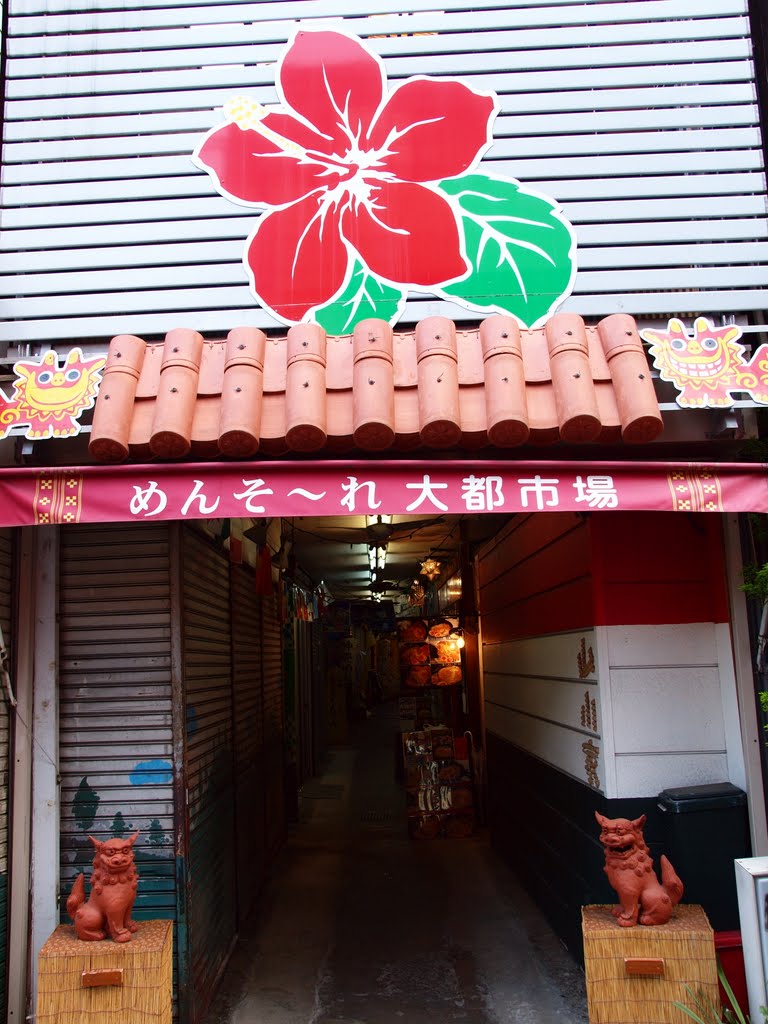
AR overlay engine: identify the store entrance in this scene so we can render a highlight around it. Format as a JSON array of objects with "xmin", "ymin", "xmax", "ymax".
[
  {"xmin": 203, "ymin": 701, "xmax": 589, "ymax": 1024},
  {"xmin": 200, "ymin": 510, "xmax": 590, "ymax": 1022}
]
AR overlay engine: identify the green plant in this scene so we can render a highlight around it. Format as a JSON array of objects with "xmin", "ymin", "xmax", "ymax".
[
  {"xmin": 741, "ymin": 561, "xmax": 768, "ymax": 604},
  {"xmin": 674, "ymin": 962, "xmax": 767, "ymax": 1023}
]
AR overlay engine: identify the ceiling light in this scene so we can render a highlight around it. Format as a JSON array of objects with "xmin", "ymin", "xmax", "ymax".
[
  {"xmin": 368, "ymin": 544, "xmax": 387, "ymax": 572},
  {"xmin": 366, "ymin": 514, "xmax": 393, "ymax": 543}
]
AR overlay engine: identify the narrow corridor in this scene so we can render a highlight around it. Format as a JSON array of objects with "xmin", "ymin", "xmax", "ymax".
[{"xmin": 205, "ymin": 705, "xmax": 589, "ymax": 1024}]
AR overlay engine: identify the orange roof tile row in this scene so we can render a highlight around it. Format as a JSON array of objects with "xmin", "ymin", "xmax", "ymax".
[{"xmin": 88, "ymin": 313, "xmax": 664, "ymax": 463}]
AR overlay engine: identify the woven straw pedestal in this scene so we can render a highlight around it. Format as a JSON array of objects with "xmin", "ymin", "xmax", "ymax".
[
  {"xmin": 36, "ymin": 919, "xmax": 172, "ymax": 1024},
  {"xmin": 582, "ymin": 904, "xmax": 719, "ymax": 1023}
]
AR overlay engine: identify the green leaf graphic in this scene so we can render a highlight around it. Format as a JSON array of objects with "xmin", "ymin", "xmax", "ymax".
[
  {"xmin": 436, "ymin": 173, "xmax": 576, "ymax": 328},
  {"xmin": 312, "ymin": 261, "xmax": 406, "ymax": 334}
]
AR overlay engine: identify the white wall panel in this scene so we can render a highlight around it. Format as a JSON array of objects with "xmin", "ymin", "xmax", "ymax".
[
  {"xmin": 483, "ymin": 630, "xmax": 603, "ymax": 789},
  {"xmin": 484, "ymin": 703, "xmax": 601, "ymax": 786},
  {"xmin": 610, "ymin": 668, "xmax": 725, "ymax": 753},
  {"xmin": 483, "ymin": 630, "xmax": 597, "ymax": 681},
  {"xmin": 604, "ymin": 623, "xmax": 741, "ymax": 799},
  {"xmin": 1, "ymin": 0, "xmax": 765, "ymax": 341},
  {"xmin": 606, "ymin": 623, "xmax": 719, "ymax": 666},
  {"xmin": 614, "ymin": 752, "xmax": 731, "ymax": 796}
]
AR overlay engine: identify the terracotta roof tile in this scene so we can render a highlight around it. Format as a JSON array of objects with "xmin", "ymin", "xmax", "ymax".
[{"xmin": 88, "ymin": 313, "xmax": 663, "ymax": 463}]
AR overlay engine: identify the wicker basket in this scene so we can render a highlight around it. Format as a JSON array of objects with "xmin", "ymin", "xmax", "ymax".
[
  {"xmin": 582, "ymin": 904, "xmax": 719, "ymax": 1023},
  {"xmin": 36, "ymin": 919, "xmax": 172, "ymax": 1024}
]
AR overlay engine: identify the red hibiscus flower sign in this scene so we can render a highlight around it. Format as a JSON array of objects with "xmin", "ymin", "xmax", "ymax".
[{"xmin": 193, "ymin": 27, "xmax": 576, "ymax": 333}]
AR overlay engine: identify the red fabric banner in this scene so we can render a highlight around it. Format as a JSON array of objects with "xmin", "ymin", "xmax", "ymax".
[{"xmin": 0, "ymin": 460, "xmax": 765, "ymax": 528}]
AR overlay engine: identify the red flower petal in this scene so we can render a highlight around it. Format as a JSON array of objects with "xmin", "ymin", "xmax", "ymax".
[
  {"xmin": 261, "ymin": 111, "xmax": 339, "ymax": 158},
  {"xmin": 344, "ymin": 182, "xmax": 467, "ymax": 287},
  {"xmin": 367, "ymin": 79, "xmax": 496, "ymax": 182},
  {"xmin": 278, "ymin": 30, "xmax": 385, "ymax": 149},
  {"xmin": 247, "ymin": 195, "xmax": 350, "ymax": 322},
  {"xmin": 195, "ymin": 122, "xmax": 340, "ymax": 207}
]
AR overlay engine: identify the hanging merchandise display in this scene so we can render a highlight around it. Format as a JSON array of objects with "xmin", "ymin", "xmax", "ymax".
[
  {"xmin": 402, "ymin": 728, "xmax": 475, "ymax": 840},
  {"xmin": 397, "ymin": 617, "xmax": 463, "ymax": 688}
]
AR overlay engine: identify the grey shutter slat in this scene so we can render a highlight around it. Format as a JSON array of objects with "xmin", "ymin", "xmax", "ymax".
[
  {"xmin": 230, "ymin": 563, "xmax": 266, "ymax": 923},
  {"xmin": 58, "ymin": 523, "xmax": 177, "ymax": 995},
  {"xmin": 180, "ymin": 526, "xmax": 236, "ymax": 1024},
  {"xmin": 261, "ymin": 593, "xmax": 284, "ymax": 857},
  {"xmin": 0, "ymin": 530, "xmax": 15, "ymax": 1024}
]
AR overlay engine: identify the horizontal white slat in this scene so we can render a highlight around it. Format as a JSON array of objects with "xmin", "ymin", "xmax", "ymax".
[
  {"xmin": 16, "ymin": 0, "xmax": 712, "ymax": 15},
  {"xmin": 3, "ymin": 289, "xmax": 768, "ymax": 344},
  {"xmin": 4, "ymin": 33, "xmax": 752, "ymax": 80},
  {"xmin": 4, "ymin": 150, "xmax": 764, "ymax": 206},
  {"xmin": 7, "ymin": 0, "xmax": 748, "ymax": 36},
  {"xmin": 571, "ymin": 265, "xmax": 768, "ymax": 291},
  {"xmin": 7, "ymin": 52, "xmax": 756, "ymax": 105},
  {"xmin": 562, "ymin": 193, "xmax": 768, "ymax": 221},
  {"xmin": 5, "ymin": 83, "xmax": 757, "ymax": 143},
  {"xmin": 3, "ymin": 104, "xmax": 758, "ymax": 165},
  {"xmin": 5, "ymin": 12, "xmax": 750, "ymax": 59},
  {"xmin": 1, "ymin": 267, "xmax": 765, "ymax": 321},
  {"xmin": 614, "ymin": 752, "xmax": 729, "ymax": 799},
  {"xmin": 3, "ymin": 195, "xmax": 765, "ymax": 251},
  {"xmin": 4, "ymin": 199, "xmax": 766, "ymax": 255},
  {"xmin": 575, "ymin": 217, "xmax": 768, "ymax": 245},
  {"xmin": 485, "ymin": 676, "xmax": 601, "ymax": 734},
  {"xmin": 5, "ymin": 128, "xmax": 762, "ymax": 186},
  {"xmin": 3, "ymin": 239, "xmax": 767, "ymax": 283},
  {"xmin": 483, "ymin": 631, "xmax": 597, "ymax": 681},
  {"xmin": 0, "ymin": 196, "xmax": 249, "ymax": 228},
  {"xmin": 0, "ymin": 215, "xmax": 277, "ymax": 249},
  {"xmin": 606, "ymin": 623, "xmax": 719, "ymax": 665},
  {"xmin": 540, "ymin": 172, "xmax": 766, "ymax": 201},
  {"xmin": 3, "ymin": 173, "xmax": 763, "ymax": 231}
]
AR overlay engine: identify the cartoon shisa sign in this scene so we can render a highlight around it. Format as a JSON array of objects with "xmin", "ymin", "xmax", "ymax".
[
  {"xmin": 0, "ymin": 349, "xmax": 106, "ymax": 439},
  {"xmin": 641, "ymin": 318, "xmax": 768, "ymax": 408},
  {"xmin": 192, "ymin": 26, "xmax": 576, "ymax": 334}
]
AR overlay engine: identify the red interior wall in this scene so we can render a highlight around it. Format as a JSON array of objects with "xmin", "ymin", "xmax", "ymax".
[
  {"xmin": 478, "ymin": 512, "xmax": 729, "ymax": 643},
  {"xmin": 590, "ymin": 512, "xmax": 729, "ymax": 626},
  {"xmin": 478, "ymin": 512, "xmax": 593, "ymax": 643}
]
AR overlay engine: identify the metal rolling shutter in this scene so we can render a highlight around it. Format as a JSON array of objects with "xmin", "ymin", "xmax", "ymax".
[
  {"xmin": 230, "ymin": 562, "xmax": 266, "ymax": 923},
  {"xmin": 0, "ymin": 529, "xmax": 15, "ymax": 1022},
  {"xmin": 261, "ymin": 592, "xmax": 285, "ymax": 857},
  {"xmin": 58, "ymin": 523, "xmax": 177, "ymax": 979},
  {"xmin": 179, "ymin": 526, "xmax": 236, "ymax": 1024},
  {"xmin": 296, "ymin": 619, "xmax": 313, "ymax": 787},
  {"xmin": 311, "ymin": 618, "xmax": 325, "ymax": 778}
]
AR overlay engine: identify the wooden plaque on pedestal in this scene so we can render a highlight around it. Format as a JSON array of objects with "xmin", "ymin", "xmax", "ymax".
[
  {"xmin": 582, "ymin": 904, "xmax": 719, "ymax": 1023},
  {"xmin": 36, "ymin": 919, "xmax": 172, "ymax": 1024}
]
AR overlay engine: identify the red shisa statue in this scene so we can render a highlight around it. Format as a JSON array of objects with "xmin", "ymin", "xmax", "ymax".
[
  {"xmin": 66, "ymin": 832, "xmax": 140, "ymax": 942},
  {"xmin": 595, "ymin": 812, "xmax": 683, "ymax": 926}
]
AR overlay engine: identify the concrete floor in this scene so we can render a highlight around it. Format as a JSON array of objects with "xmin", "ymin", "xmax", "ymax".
[{"xmin": 204, "ymin": 705, "xmax": 589, "ymax": 1024}]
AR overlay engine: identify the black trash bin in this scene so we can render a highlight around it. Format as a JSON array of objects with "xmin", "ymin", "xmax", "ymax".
[{"xmin": 657, "ymin": 782, "xmax": 751, "ymax": 931}]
